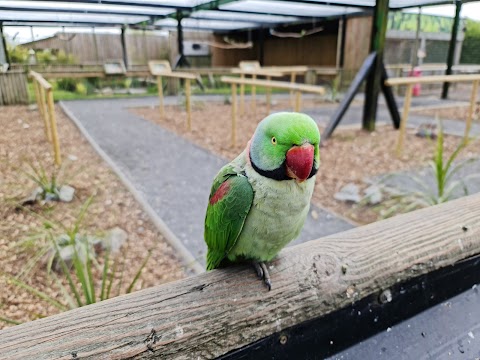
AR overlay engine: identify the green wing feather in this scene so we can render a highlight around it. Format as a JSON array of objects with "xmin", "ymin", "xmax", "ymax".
[{"xmin": 204, "ymin": 163, "xmax": 253, "ymax": 270}]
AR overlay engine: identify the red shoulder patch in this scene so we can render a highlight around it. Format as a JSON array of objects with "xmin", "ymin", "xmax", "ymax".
[{"xmin": 210, "ymin": 181, "xmax": 231, "ymax": 205}]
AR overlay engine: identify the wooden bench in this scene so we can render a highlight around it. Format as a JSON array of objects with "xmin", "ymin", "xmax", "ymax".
[
  {"xmin": 385, "ymin": 74, "xmax": 480, "ymax": 154},
  {"xmin": 221, "ymin": 76, "xmax": 325, "ymax": 146},
  {"xmin": 1, "ymin": 193, "xmax": 479, "ymax": 358}
]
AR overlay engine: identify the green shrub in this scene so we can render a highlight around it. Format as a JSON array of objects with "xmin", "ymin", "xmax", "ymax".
[
  {"xmin": 75, "ymin": 82, "xmax": 88, "ymax": 96},
  {"xmin": 56, "ymin": 78, "xmax": 77, "ymax": 92}
]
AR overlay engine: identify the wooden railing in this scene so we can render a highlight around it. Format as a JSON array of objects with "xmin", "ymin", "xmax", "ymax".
[
  {"xmin": 30, "ymin": 70, "xmax": 62, "ymax": 166},
  {"xmin": 221, "ymin": 76, "xmax": 326, "ymax": 146},
  {"xmin": 385, "ymin": 74, "xmax": 480, "ymax": 154},
  {"xmin": 0, "ymin": 193, "xmax": 480, "ymax": 358}
]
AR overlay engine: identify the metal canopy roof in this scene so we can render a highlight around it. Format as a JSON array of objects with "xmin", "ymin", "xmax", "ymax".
[{"xmin": 0, "ymin": 0, "xmax": 478, "ymax": 32}]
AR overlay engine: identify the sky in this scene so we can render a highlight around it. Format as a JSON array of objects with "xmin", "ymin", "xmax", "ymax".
[{"xmin": 4, "ymin": 2, "xmax": 480, "ymax": 44}]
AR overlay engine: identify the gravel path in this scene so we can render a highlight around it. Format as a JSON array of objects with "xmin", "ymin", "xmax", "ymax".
[{"xmin": 61, "ymin": 96, "xmax": 354, "ymax": 267}]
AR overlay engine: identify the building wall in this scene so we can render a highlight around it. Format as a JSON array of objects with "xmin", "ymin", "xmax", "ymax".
[{"xmin": 211, "ymin": 33, "xmax": 338, "ymax": 67}]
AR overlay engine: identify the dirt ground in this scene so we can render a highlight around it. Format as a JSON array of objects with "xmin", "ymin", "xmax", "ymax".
[
  {"xmin": 133, "ymin": 98, "xmax": 480, "ymax": 225},
  {"xmin": 0, "ymin": 106, "xmax": 186, "ymax": 329}
]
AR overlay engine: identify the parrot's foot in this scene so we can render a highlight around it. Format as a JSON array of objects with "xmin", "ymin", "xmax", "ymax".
[{"xmin": 252, "ymin": 261, "xmax": 271, "ymax": 291}]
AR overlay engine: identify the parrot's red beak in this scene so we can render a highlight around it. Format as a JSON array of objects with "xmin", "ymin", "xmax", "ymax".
[{"xmin": 286, "ymin": 143, "xmax": 315, "ymax": 182}]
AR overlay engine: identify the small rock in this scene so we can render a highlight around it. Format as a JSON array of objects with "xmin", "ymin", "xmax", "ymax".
[
  {"xmin": 23, "ymin": 123, "xmax": 30, "ymax": 129},
  {"xmin": 334, "ymin": 183, "xmax": 361, "ymax": 203},
  {"xmin": 58, "ymin": 185, "xmax": 75, "ymax": 202},
  {"xmin": 20, "ymin": 187, "xmax": 44, "ymax": 206},
  {"xmin": 68, "ymin": 154, "xmax": 78, "ymax": 161},
  {"xmin": 364, "ymin": 185, "xmax": 383, "ymax": 205},
  {"xmin": 311, "ymin": 210, "xmax": 319, "ymax": 220},
  {"xmin": 27, "ymin": 104, "xmax": 38, "ymax": 111},
  {"xmin": 102, "ymin": 227, "xmax": 128, "ymax": 253},
  {"xmin": 101, "ymin": 87, "xmax": 113, "ymax": 95}
]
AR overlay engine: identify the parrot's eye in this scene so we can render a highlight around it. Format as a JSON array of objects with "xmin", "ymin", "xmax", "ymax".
[{"xmin": 271, "ymin": 137, "xmax": 277, "ymax": 145}]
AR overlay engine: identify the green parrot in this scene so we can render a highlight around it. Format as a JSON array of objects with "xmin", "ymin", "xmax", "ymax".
[{"xmin": 204, "ymin": 112, "xmax": 320, "ymax": 290}]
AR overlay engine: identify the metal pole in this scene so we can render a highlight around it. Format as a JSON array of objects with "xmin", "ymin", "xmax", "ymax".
[
  {"xmin": 176, "ymin": 10, "xmax": 185, "ymax": 68},
  {"xmin": 363, "ymin": 0, "xmax": 390, "ymax": 132},
  {"xmin": 0, "ymin": 22, "xmax": 9, "ymax": 65},
  {"xmin": 258, "ymin": 29, "xmax": 265, "ymax": 66},
  {"xmin": 442, "ymin": 0, "xmax": 462, "ymax": 99},
  {"xmin": 121, "ymin": 25, "xmax": 128, "ymax": 69}
]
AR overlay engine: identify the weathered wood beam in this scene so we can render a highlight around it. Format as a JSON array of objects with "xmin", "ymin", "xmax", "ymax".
[{"xmin": 2, "ymin": 194, "xmax": 480, "ymax": 358}]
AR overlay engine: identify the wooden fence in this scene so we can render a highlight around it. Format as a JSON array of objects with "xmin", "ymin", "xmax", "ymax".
[
  {"xmin": 0, "ymin": 71, "xmax": 29, "ymax": 106},
  {"xmin": 0, "ymin": 193, "xmax": 479, "ymax": 358},
  {"xmin": 30, "ymin": 71, "xmax": 62, "ymax": 166}
]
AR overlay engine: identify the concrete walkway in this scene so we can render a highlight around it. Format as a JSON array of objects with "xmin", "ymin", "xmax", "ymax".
[{"xmin": 61, "ymin": 95, "xmax": 354, "ymax": 268}]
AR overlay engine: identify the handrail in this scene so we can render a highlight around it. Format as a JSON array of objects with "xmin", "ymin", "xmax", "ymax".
[
  {"xmin": 29, "ymin": 70, "xmax": 62, "ymax": 166},
  {"xmin": 1, "ymin": 193, "xmax": 480, "ymax": 358},
  {"xmin": 221, "ymin": 76, "xmax": 326, "ymax": 146},
  {"xmin": 385, "ymin": 73, "xmax": 480, "ymax": 154}
]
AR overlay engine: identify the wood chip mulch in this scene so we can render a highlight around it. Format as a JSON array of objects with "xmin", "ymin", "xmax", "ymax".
[{"xmin": 0, "ymin": 105, "xmax": 186, "ymax": 329}]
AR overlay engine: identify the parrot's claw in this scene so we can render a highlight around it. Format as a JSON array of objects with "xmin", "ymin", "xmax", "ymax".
[{"xmin": 252, "ymin": 261, "xmax": 272, "ymax": 291}]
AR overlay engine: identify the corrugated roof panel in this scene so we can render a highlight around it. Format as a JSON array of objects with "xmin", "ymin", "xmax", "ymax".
[
  {"xmin": 0, "ymin": 1, "xmax": 175, "ymax": 16},
  {"xmin": 220, "ymin": 0, "xmax": 363, "ymax": 17},
  {"xmin": 155, "ymin": 17, "xmax": 259, "ymax": 31},
  {"xmin": 191, "ymin": 10, "xmax": 301, "ymax": 23},
  {"xmin": 0, "ymin": 11, "xmax": 149, "ymax": 24}
]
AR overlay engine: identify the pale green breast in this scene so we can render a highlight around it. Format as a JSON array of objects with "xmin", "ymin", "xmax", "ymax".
[{"xmin": 228, "ymin": 163, "xmax": 315, "ymax": 262}]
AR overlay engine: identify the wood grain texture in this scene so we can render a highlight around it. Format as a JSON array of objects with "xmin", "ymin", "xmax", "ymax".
[
  {"xmin": 2, "ymin": 193, "xmax": 480, "ymax": 359},
  {"xmin": 386, "ymin": 74, "xmax": 480, "ymax": 86}
]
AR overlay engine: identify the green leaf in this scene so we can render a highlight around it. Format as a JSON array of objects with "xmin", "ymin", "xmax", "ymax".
[
  {"xmin": 126, "ymin": 250, "xmax": 152, "ymax": 294},
  {"xmin": 7, "ymin": 276, "xmax": 67, "ymax": 311}
]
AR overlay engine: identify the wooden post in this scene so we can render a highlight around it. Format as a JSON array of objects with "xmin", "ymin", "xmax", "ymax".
[
  {"xmin": 251, "ymin": 74, "xmax": 257, "ymax": 114},
  {"xmin": 46, "ymin": 89, "xmax": 61, "ymax": 166},
  {"xmin": 295, "ymin": 91, "xmax": 302, "ymax": 112},
  {"xmin": 396, "ymin": 83, "xmax": 413, "ymax": 156},
  {"xmin": 34, "ymin": 80, "xmax": 51, "ymax": 142},
  {"xmin": 465, "ymin": 80, "xmax": 479, "ymax": 141},
  {"xmin": 156, "ymin": 76, "xmax": 164, "ymax": 117},
  {"xmin": 185, "ymin": 78, "xmax": 191, "ymax": 131},
  {"xmin": 231, "ymin": 83, "xmax": 237, "ymax": 147},
  {"xmin": 290, "ymin": 72, "xmax": 296, "ymax": 106},
  {"xmin": 266, "ymin": 75, "xmax": 271, "ymax": 115},
  {"xmin": 240, "ymin": 73, "xmax": 245, "ymax": 116},
  {"xmin": 38, "ymin": 85, "xmax": 50, "ymax": 141}
]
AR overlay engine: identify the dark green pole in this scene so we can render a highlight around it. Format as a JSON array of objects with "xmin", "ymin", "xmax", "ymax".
[
  {"xmin": 0, "ymin": 22, "xmax": 10, "ymax": 65},
  {"xmin": 121, "ymin": 25, "xmax": 128, "ymax": 69},
  {"xmin": 363, "ymin": 0, "xmax": 390, "ymax": 131},
  {"xmin": 441, "ymin": 0, "xmax": 462, "ymax": 99}
]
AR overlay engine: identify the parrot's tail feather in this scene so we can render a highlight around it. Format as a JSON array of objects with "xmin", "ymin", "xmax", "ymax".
[{"xmin": 206, "ymin": 250, "xmax": 225, "ymax": 271}]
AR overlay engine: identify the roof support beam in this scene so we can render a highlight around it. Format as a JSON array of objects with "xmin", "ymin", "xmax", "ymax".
[
  {"xmin": 0, "ymin": 7, "xmax": 170, "ymax": 18},
  {"xmin": 363, "ymin": 0, "xmax": 389, "ymax": 132},
  {"xmin": 41, "ymin": 0, "xmax": 190, "ymax": 11},
  {"xmin": 441, "ymin": 0, "xmax": 462, "ymax": 99}
]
